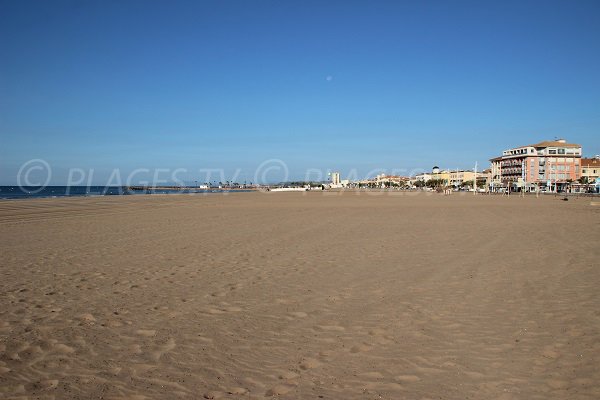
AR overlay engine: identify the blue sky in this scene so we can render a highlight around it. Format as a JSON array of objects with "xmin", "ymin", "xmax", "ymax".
[{"xmin": 1, "ymin": 0, "xmax": 599, "ymax": 184}]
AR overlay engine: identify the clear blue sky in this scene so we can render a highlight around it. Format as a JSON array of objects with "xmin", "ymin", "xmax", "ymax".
[{"xmin": 1, "ymin": 0, "xmax": 599, "ymax": 184}]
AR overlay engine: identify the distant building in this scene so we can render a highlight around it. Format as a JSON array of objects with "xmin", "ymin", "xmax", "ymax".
[
  {"xmin": 375, "ymin": 174, "xmax": 410, "ymax": 187},
  {"xmin": 449, "ymin": 170, "xmax": 478, "ymax": 187},
  {"xmin": 413, "ymin": 172, "xmax": 433, "ymax": 183},
  {"xmin": 413, "ymin": 166, "xmax": 485, "ymax": 188},
  {"xmin": 330, "ymin": 172, "xmax": 341, "ymax": 186},
  {"xmin": 424, "ymin": 166, "xmax": 449, "ymax": 185},
  {"xmin": 489, "ymin": 139, "xmax": 582, "ymax": 191}
]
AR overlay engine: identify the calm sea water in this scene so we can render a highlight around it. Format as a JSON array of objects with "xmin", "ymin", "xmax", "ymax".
[{"xmin": 0, "ymin": 186, "xmax": 251, "ymax": 200}]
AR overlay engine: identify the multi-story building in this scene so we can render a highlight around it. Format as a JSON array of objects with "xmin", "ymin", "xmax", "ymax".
[
  {"xmin": 413, "ymin": 167, "xmax": 487, "ymax": 188},
  {"xmin": 411, "ymin": 166, "xmax": 450, "ymax": 185},
  {"xmin": 432, "ymin": 168, "xmax": 450, "ymax": 185},
  {"xmin": 489, "ymin": 156, "xmax": 503, "ymax": 189},
  {"xmin": 413, "ymin": 172, "xmax": 433, "ymax": 183},
  {"xmin": 480, "ymin": 168, "xmax": 492, "ymax": 188},
  {"xmin": 449, "ymin": 170, "xmax": 478, "ymax": 187},
  {"xmin": 580, "ymin": 157, "xmax": 600, "ymax": 183},
  {"xmin": 413, "ymin": 167, "xmax": 450, "ymax": 185},
  {"xmin": 375, "ymin": 174, "xmax": 410, "ymax": 187},
  {"xmin": 330, "ymin": 172, "xmax": 341, "ymax": 185},
  {"xmin": 489, "ymin": 139, "xmax": 582, "ymax": 191}
]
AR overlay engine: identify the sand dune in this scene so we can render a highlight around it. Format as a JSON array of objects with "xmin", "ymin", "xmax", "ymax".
[{"xmin": 0, "ymin": 192, "xmax": 599, "ymax": 399}]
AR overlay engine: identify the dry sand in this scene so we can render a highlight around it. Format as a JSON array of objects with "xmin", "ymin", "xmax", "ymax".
[{"xmin": 0, "ymin": 191, "xmax": 599, "ymax": 399}]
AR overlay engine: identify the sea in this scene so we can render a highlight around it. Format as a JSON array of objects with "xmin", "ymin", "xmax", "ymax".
[{"xmin": 0, "ymin": 186, "xmax": 251, "ymax": 200}]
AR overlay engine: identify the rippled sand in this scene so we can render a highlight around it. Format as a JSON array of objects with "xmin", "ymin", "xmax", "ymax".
[{"xmin": 1, "ymin": 192, "xmax": 599, "ymax": 399}]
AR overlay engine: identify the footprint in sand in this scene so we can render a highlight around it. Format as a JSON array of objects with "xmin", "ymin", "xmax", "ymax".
[
  {"xmin": 203, "ymin": 390, "xmax": 224, "ymax": 399},
  {"xmin": 316, "ymin": 325, "xmax": 345, "ymax": 332},
  {"xmin": 136, "ymin": 329, "xmax": 156, "ymax": 337},
  {"xmin": 129, "ymin": 344, "xmax": 143, "ymax": 354},
  {"xmin": 204, "ymin": 306, "xmax": 243, "ymax": 314},
  {"xmin": 396, "ymin": 375, "xmax": 421, "ymax": 383},
  {"xmin": 41, "ymin": 379, "xmax": 59, "ymax": 389},
  {"xmin": 243, "ymin": 377, "xmax": 265, "ymax": 388},
  {"xmin": 266, "ymin": 384, "xmax": 295, "ymax": 396},
  {"xmin": 289, "ymin": 311, "xmax": 308, "ymax": 318},
  {"xmin": 53, "ymin": 343, "xmax": 75, "ymax": 354},
  {"xmin": 546, "ymin": 379, "xmax": 570, "ymax": 390},
  {"xmin": 78, "ymin": 313, "xmax": 96, "ymax": 324},
  {"xmin": 360, "ymin": 371, "xmax": 385, "ymax": 379},
  {"xmin": 213, "ymin": 283, "xmax": 243, "ymax": 296},
  {"xmin": 279, "ymin": 371, "xmax": 300, "ymax": 380},
  {"xmin": 349, "ymin": 343, "xmax": 372, "ymax": 353},
  {"xmin": 318, "ymin": 350, "xmax": 334, "ymax": 360},
  {"xmin": 368, "ymin": 328, "xmax": 387, "ymax": 336},
  {"xmin": 299, "ymin": 358, "xmax": 322, "ymax": 370},
  {"xmin": 205, "ymin": 308, "xmax": 226, "ymax": 315},
  {"xmin": 541, "ymin": 347, "xmax": 560, "ymax": 359},
  {"xmin": 227, "ymin": 387, "xmax": 248, "ymax": 395},
  {"xmin": 364, "ymin": 382, "xmax": 403, "ymax": 391},
  {"xmin": 150, "ymin": 337, "xmax": 176, "ymax": 361},
  {"xmin": 204, "ymin": 303, "xmax": 243, "ymax": 314},
  {"xmin": 197, "ymin": 336, "xmax": 213, "ymax": 344}
]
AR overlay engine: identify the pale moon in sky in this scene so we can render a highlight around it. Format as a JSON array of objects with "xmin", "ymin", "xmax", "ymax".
[{"xmin": 326, "ymin": 75, "xmax": 333, "ymax": 81}]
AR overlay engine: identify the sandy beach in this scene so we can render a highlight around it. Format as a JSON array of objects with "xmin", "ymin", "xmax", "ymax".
[{"xmin": 0, "ymin": 191, "xmax": 599, "ymax": 399}]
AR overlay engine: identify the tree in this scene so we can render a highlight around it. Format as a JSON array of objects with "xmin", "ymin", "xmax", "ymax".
[{"xmin": 426, "ymin": 179, "xmax": 446, "ymax": 188}]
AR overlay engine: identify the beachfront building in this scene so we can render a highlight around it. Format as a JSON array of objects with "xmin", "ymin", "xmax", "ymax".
[
  {"xmin": 412, "ymin": 167, "xmax": 451, "ymax": 186},
  {"xmin": 413, "ymin": 172, "xmax": 433, "ymax": 183},
  {"xmin": 412, "ymin": 167, "xmax": 488, "ymax": 189},
  {"xmin": 431, "ymin": 168, "xmax": 450, "ymax": 185},
  {"xmin": 413, "ymin": 167, "xmax": 447, "ymax": 184},
  {"xmin": 449, "ymin": 170, "xmax": 474, "ymax": 187},
  {"xmin": 489, "ymin": 139, "xmax": 582, "ymax": 192},
  {"xmin": 375, "ymin": 174, "xmax": 410, "ymax": 187},
  {"xmin": 489, "ymin": 157, "xmax": 503, "ymax": 190},
  {"xmin": 481, "ymin": 168, "xmax": 492, "ymax": 189},
  {"xmin": 580, "ymin": 157, "xmax": 600, "ymax": 183}
]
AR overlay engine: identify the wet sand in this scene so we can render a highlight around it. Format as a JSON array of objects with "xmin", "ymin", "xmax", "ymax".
[{"xmin": 1, "ymin": 192, "xmax": 599, "ymax": 399}]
